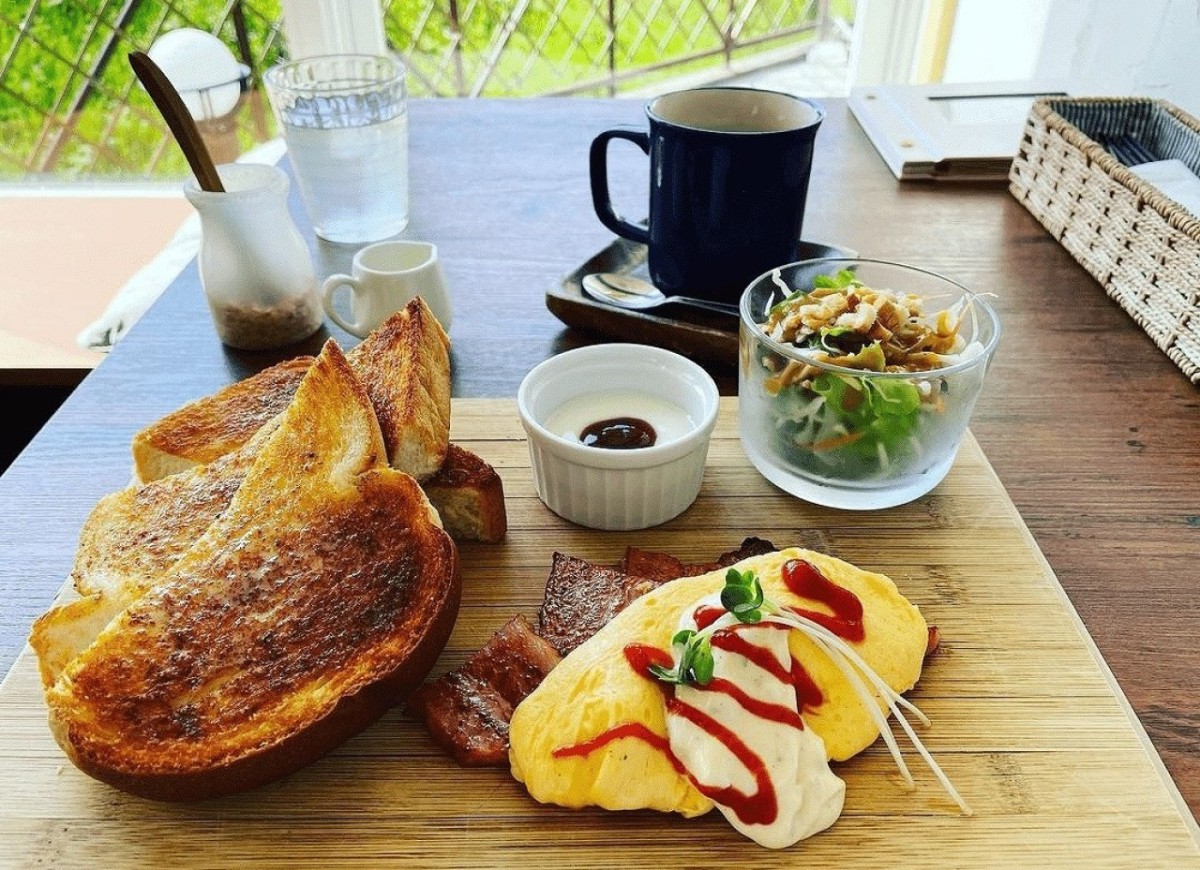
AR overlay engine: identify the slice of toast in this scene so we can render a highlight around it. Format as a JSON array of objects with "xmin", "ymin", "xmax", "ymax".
[
  {"xmin": 127, "ymin": 299, "xmax": 497, "ymax": 541},
  {"xmin": 131, "ymin": 297, "xmax": 451, "ymax": 484},
  {"xmin": 40, "ymin": 341, "xmax": 460, "ymax": 802},
  {"xmin": 143, "ymin": 433, "xmax": 503, "ymax": 549},
  {"xmin": 421, "ymin": 444, "xmax": 507, "ymax": 542},
  {"xmin": 41, "ymin": 436, "xmax": 497, "ymax": 679},
  {"xmin": 30, "ymin": 432, "xmax": 267, "ymax": 689},
  {"xmin": 132, "ymin": 357, "xmax": 312, "ymax": 482},
  {"xmin": 75, "ymin": 419, "xmax": 280, "ymax": 600},
  {"xmin": 346, "ymin": 297, "xmax": 451, "ymax": 481}
]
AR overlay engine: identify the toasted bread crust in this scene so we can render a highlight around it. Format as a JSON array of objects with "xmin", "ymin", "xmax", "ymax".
[
  {"xmin": 422, "ymin": 444, "xmax": 507, "ymax": 542},
  {"xmin": 347, "ymin": 298, "xmax": 451, "ymax": 481},
  {"xmin": 46, "ymin": 342, "xmax": 460, "ymax": 801},
  {"xmin": 132, "ymin": 357, "xmax": 313, "ymax": 482}
]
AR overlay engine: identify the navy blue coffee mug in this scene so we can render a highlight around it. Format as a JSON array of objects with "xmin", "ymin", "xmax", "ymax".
[{"xmin": 590, "ymin": 88, "xmax": 824, "ymax": 303}]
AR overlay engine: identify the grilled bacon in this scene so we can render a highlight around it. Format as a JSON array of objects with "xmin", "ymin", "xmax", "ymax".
[
  {"xmin": 538, "ymin": 553, "xmax": 663, "ymax": 657},
  {"xmin": 411, "ymin": 539, "xmax": 781, "ymax": 766},
  {"xmin": 619, "ymin": 536, "xmax": 779, "ymax": 581},
  {"xmin": 408, "ymin": 616, "xmax": 560, "ymax": 766}
]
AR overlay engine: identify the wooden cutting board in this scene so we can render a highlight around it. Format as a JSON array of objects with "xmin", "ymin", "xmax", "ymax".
[{"xmin": 2, "ymin": 399, "xmax": 1197, "ymax": 868}]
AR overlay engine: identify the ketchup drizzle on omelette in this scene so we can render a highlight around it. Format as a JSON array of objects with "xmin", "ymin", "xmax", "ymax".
[
  {"xmin": 710, "ymin": 627, "xmax": 823, "ymax": 714},
  {"xmin": 666, "ymin": 697, "xmax": 778, "ymax": 825},
  {"xmin": 693, "ymin": 605, "xmax": 725, "ymax": 630},
  {"xmin": 552, "ymin": 561, "xmax": 866, "ymax": 828},
  {"xmin": 695, "ymin": 676, "xmax": 803, "ymax": 729},
  {"xmin": 781, "ymin": 558, "xmax": 865, "ymax": 642},
  {"xmin": 623, "ymin": 643, "xmax": 672, "ymax": 675},
  {"xmin": 551, "ymin": 722, "xmax": 686, "ymax": 775}
]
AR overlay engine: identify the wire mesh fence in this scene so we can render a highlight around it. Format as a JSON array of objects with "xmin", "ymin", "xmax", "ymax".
[
  {"xmin": 0, "ymin": 0, "xmax": 848, "ymax": 179},
  {"xmin": 0, "ymin": 0, "xmax": 284, "ymax": 177}
]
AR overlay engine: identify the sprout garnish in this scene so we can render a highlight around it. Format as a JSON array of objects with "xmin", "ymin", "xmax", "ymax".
[{"xmin": 648, "ymin": 629, "xmax": 715, "ymax": 686}]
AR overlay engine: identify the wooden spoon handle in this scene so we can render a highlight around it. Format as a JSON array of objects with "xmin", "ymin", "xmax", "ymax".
[{"xmin": 129, "ymin": 50, "xmax": 225, "ymax": 192}]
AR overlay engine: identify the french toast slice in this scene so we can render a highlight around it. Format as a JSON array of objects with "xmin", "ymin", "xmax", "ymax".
[
  {"xmin": 131, "ymin": 298, "xmax": 451, "ymax": 484},
  {"xmin": 42, "ymin": 341, "xmax": 460, "ymax": 802},
  {"xmin": 132, "ymin": 357, "xmax": 311, "ymax": 483}
]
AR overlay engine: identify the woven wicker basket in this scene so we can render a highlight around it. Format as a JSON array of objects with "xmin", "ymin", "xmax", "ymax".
[{"xmin": 1009, "ymin": 97, "xmax": 1200, "ymax": 384}]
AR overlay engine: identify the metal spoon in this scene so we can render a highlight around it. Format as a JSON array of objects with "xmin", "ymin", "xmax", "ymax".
[{"xmin": 581, "ymin": 273, "xmax": 740, "ymax": 317}]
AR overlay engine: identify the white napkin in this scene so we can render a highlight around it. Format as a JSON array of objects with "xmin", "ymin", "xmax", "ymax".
[
  {"xmin": 1129, "ymin": 159, "xmax": 1200, "ymax": 219},
  {"xmin": 75, "ymin": 213, "xmax": 201, "ymax": 351}
]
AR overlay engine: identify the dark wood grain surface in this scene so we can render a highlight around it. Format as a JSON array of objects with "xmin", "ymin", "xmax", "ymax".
[{"xmin": 1, "ymin": 99, "xmax": 1196, "ymax": 818}]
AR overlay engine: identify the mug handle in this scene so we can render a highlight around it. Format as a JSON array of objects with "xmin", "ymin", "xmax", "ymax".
[
  {"xmin": 589, "ymin": 129, "xmax": 651, "ymax": 245},
  {"xmin": 321, "ymin": 273, "xmax": 367, "ymax": 338}
]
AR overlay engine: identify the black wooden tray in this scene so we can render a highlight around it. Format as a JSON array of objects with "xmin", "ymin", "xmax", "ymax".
[{"xmin": 547, "ymin": 238, "xmax": 855, "ymax": 366}]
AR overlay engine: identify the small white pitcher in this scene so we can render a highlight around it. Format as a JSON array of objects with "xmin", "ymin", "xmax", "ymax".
[{"xmin": 320, "ymin": 240, "xmax": 452, "ymax": 337}]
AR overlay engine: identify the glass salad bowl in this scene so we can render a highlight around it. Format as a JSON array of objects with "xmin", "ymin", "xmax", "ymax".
[{"xmin": 738, "ymin": 258, "xmax": 1001, "ymax": 510}]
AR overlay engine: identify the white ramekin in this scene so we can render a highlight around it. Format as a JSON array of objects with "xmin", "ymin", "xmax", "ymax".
[{"xmin": 516, "ymin": 344, "xmax": 720, "ymax": 531}]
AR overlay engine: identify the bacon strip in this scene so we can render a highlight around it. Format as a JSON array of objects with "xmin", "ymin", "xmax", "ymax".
[
  {"xmin": 538, "ymin": 553, "xmax": 663, "ymax": 657},
  {"xmin": 411, "ymin": 538, "xmax": 780, "ymax": 766},
  {"xmin": 925, "ymin": 625, "xmax": 941, "ymax": 658},
  {"xmin": 408, "ymin": 616, "xmax": 560, "ymax": 766},
  {"xmin": 620, "ymin": 536, "xmax": 779, "ymax": 581}
]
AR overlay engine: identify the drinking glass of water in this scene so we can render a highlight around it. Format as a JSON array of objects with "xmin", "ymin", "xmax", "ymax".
[{"xmin": 265, "ymin": 54, "xmax": 408, "ymax": 244}]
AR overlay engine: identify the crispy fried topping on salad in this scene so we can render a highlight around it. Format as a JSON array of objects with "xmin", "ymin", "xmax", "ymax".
[
  {"xmin": 751, "ymin": 268, "xmax": 988, "ymax": 477},
  {"xmin": 763, "ymin": 269, "xmax": 968, "ymax": 374}
]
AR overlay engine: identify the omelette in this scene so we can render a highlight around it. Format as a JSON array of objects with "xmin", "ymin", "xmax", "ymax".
[{"xmin": 509, "ymin": 548, "xmax": 944, "ymax": 839}]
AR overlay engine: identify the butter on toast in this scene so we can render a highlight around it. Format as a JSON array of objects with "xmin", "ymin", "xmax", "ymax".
[
  {"xmin": 422, "ymin": 444, "xmax": 507, "ymax": 542},
  {"xmin": 41, "ymin": 342, "xmax": 460, "ymax": 802},
  {"xmin": 132, "ymin": 357, "xmax": 311, "ymax": 482},
  {"xmin": 131, "ymin": 298, "xmax": 451, "ymax": 484}
]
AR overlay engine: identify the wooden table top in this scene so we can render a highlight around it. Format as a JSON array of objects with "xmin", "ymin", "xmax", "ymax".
[{"xmin": 0, "ymin": 98, "xmax": 1196, "ymax": 821}]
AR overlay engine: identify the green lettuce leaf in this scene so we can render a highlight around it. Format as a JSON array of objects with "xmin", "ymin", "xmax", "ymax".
[{"xmin": 808, "ymin": 372, "xmax": 922, "ymax": 462}]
